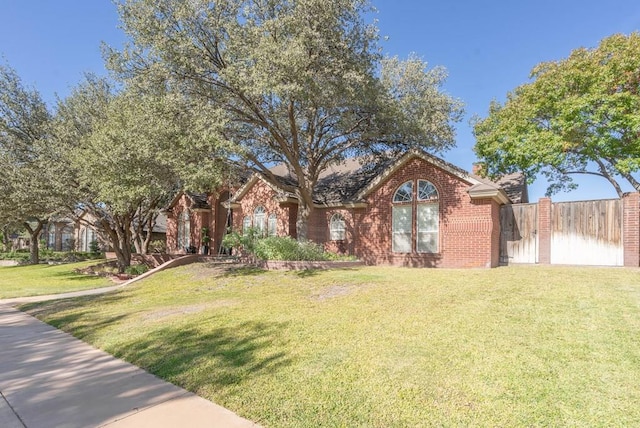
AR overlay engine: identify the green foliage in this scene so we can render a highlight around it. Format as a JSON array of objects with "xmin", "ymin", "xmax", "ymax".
[
  {"xmin": 0, "ymin": 250, "xmax": 106, "ymax": 263},
  {"xmin": 109, "ymin": 0, "xmax": 463, "ymax": 239},
  {"xmin": 89, "ymin": 240, "xmax": 100, "ymax": 254},
  {"xmin": 124, "ymin": 264, "xmax": 149, "ymax": 276},
  {"xmin": 148, "ymin": 240, "xmax": 166, "ymax": 253},
  {"xmin": 221, "ymin": 228, "xmax": 261, "ymax": 254},
  {"xmin": 473, "ymin": 32, "xmax": 640, "ymax": 196},
  {"xmin": 253, "ymin": 236, "xmax": 328, "ymax": 261},
  {"xmin": 222, "ymin": 233, "xmax": 353, "ymax": 261},
  {"xmin": 201, "ymin": 227, "xmax": 210, "ymax": 245}
]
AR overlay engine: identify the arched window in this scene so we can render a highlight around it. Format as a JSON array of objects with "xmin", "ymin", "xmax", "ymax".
[
  {"xmin": 243, "ymin": 215, "xmax": 252, "ymax": 234},
  {"xmin": 61, "ymin": 225, "xmax": 74, "ymax": 251},
  {"xmin": 254, "ymin": 206, "xmax": 266, "ymax": 235},
  {"xmin": 268, "ymin": 213, "xmax": 277, "ymax": 237},
  {"xmin": 416, "ymin": 180, "xmax": 439, "ymax": 253},
  {"xmin": 392, "ymin": 181, "xmax": 413, "ymax": 253},
  {"xmin": 330, "ymin": 213, "xmax": 346, "ymax": 241},
  {"xmin": 177, "ymin": 210, "xmax": 191, "ymax": 250},
  {"xmin": 392, "ymin": 180, "xmax": 439, "ymax": 253}
]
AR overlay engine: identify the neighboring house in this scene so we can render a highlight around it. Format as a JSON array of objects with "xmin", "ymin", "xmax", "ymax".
[
  {"xmin": 43, "ymin": 211, "xmax": 167, "ymax": 253},
  {"xmin": 44, "ymin": 214, "xmax": 103, "ymax": 252},
  {"xmin": 165, "ymin": 149, "xmax": 527, "ymax": 268}
]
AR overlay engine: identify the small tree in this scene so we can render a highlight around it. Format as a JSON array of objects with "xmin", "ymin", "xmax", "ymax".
[{"xmin": 54, "ymin": 76, "xmax": 228, "ymax": 272}]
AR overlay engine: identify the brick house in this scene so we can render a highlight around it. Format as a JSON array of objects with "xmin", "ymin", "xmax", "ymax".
[{"xmin": 165, "ymin": 149, "xmax": 527, "ymax": 268}]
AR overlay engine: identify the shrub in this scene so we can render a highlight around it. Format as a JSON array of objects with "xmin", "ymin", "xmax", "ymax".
[
  {"xmin": 124, "ymin": 264, "xmax": 149, "ymax": 276},
  {"xmin": 89, "ymin": 240, "xmax": 101, "ymax": 254},
  {"xmin": 149, "ymin": 240, "xmax": 166, "ymax": 253},
  {"xmin": 253, "ymin": 236, "xmax": 328, "ymax": 261}
]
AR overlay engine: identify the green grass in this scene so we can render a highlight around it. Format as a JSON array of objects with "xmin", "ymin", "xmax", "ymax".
[
  {"xmin": 0, "ymin": 261, "xmax": 113, "ymax": 298},
  {"xmin": 22, "ymin": 264, "xmax": 640, "ymax": 427}
]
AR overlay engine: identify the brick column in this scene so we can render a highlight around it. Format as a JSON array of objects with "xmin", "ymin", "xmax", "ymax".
[
  {"xmin": 537, "ymin": 197, "xmax": 552, "ymax": 264},
  {"xmin": 623, "ymin": 192, "xmax": 640, "ymax": 267}
]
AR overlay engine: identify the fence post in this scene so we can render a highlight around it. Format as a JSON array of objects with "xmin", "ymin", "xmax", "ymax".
[
  {"xmin": 537, "ymin": 197, "xmax": 552, "ymax": 264},
  {"xmin": 623, "ymin": 192, "xmax": 640, "ymax": 267}
]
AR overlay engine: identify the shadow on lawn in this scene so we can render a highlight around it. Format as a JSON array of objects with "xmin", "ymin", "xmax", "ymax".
[
  {"xmin": 116, "ymin": 319, "xmax": 292, "ymax": 393},
  {"xmin": 23, "ymin": 293, "xmax": 130, "ymax": 339}
]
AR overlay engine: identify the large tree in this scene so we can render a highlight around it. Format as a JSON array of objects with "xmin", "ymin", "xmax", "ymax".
[
  {"xmin": 54, "ymin": 76, "xmax": 228, "ymax": 272},
  {"xmin": 107, "ymin": 0, "xmax": 463, "ymax": 239},
  {"xmin": 473, "ymin": 33, "xmax": 640, "ymax": 197},
  {"xmin": 0, "ymin": 64, "xmax": 72, "ymax": 263}
]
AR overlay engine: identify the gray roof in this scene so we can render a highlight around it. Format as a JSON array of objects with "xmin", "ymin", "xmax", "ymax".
[{"xmin": 264, "ymin": 153, "xmax": 527, "ymax": 205}]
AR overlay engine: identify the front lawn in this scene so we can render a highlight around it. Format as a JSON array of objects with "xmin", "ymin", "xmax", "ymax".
[
  {"xmin": 0, "ymin": 261, "xmax": 113, "ymax": 298},
  {"xmin": 23, "ymin": 264, "xmax": 640, "ymax": 426}
]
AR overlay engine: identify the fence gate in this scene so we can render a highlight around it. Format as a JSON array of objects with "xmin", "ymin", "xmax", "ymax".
[
  {"xmin": 550, "ymin": 199, "xmax": 623, "ymax": 266},
  {"xmin": 500, "ymin": 203, "xmax": 538, "ymax": 264}
]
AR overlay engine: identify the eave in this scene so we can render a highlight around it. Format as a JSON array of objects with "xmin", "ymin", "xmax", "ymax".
[{"xmin": 467, "ymin": 186, "xmax": 511, "ymax": 205}]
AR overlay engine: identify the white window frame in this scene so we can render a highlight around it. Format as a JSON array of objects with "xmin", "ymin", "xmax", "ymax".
[
  {"xmin": 254, "ymin": 206, "xmax": 266, "ymax": 236},
  {"xmin": 268, "ymin": 213, "xmax": 277, "ymax": 237},
  {"xmin": 178, "ymin": 210, "xmax": 191, "ymax": 250},
  {"xmin": 392, "ymin": 179, "xmax": 439, "ymax": 254},
  {"xmin": 242, "ymin": 215, "xmax": 252, "ymax": 234},
  {"xmin": 329, "ymin": 213, "xmax": 346, "ymax": 241}
]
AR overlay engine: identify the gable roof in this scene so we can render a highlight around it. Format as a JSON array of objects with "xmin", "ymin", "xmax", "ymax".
[{"xmin": 233, "ymin": 149, "xmax": 527, "ymax": 207}]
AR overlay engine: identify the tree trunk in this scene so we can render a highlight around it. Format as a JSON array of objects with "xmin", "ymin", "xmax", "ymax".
[
  {"xmin": 295, "ymin": 187, "xmax": 315, "ymax": 242},
  {"xmin": 100, "ymin": 216, "xmax": 133, "ymax": 274},
  {"xmin": 2, "ymin": 225, "xmax": 11, "ymax": 251},
  {"xmin": 23, "ymin": 220, "xmax": 43, "ymax": 265}
]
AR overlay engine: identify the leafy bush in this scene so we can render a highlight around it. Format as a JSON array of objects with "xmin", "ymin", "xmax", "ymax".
[
  {"xmin": 253, "ymin": 236, "xmax": 328, "ymax": 261},
  {"xmin": 149, "ymin": 240, "xmax": 166, "ymax": 253},
  {"xmin": 124, "ymin": 264, "xmax": 149, "ymax": 276},
  {"xmin": 0, "ymin": 251, "xmax": 30, "ymax": 262},
  {"xmin": 89, "ymin": 240, "xmax": 101, "ymax": 254},
  {"xmin": 0, "ymin": 250, "xmax": 105, "ymax": 263}
]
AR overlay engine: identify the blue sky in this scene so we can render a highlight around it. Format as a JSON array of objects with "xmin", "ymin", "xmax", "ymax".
[{"xmin": 1, "ymin": 0, "xmax": 639, "ymax": 201}]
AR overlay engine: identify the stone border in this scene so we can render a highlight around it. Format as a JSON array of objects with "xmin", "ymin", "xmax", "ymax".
[
  {"xmin": 256, "ymin": 260, "xmax": 364, "ymax": 270},
  {"xmin": 0, "ymin": 260, "xmax": 19, "ymax": 267}
]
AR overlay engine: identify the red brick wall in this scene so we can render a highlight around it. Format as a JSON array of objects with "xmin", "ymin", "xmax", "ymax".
[
  {"xmin": 166, "ymin": 194, "xmax": 210, "ymax": 254},
  {"xmin": 356, "ymin": 157, "xmax": 499, "ymax": 268},
  {"xmin": 622, "ymin": 192, "xmax": 639, "ymax": 267},
  {"xmin": 229, "ymin": 159, "xmax": 503, "ymax": 268},
  {"xmin": 309, "ymin": 208, "xmax": 357, "ymax": 255},
  {"xmin": 232, "ymin": 180, "xmax": 294, "ymax": 237}
]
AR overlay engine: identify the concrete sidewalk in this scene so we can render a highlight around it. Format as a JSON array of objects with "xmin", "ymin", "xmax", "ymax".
[{"xmin": 0, "ymin": 302, "xmax": 260, "ymax": 428}]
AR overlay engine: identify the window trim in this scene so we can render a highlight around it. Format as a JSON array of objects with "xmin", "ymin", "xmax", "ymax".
[
  {"xmin": 268, "ymin": 213, "xmax": 277, "ymax": 237},
  {"xmin": 254, "ymin": 206, "xmax": 266, "ymax": 236},
  {"xmin": 329, "ymin": 213, "xmax": 346, "ymax": 241},
  {"xmin": 391, "ymin": 179, "xmax": 440, "ymax": 254}
]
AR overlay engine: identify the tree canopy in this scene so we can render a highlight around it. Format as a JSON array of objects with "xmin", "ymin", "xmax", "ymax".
[
  {"xmin": 473, "ymin": 33, "xmax": 640, "ymax": 197},
  {"xmin": 108, "ymin": 0, "xmax": 463, "ymax": 238},
  {"xmin": 54, "ymin": 76, "xmax": 229, "ymax": 271},
  {"xmin": 0, "ymin": 63, "xmax": 73, "ymax": 263}
]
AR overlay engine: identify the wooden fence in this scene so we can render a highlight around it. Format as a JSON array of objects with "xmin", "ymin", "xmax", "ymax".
[{"xmin": 500, "ymin": 198, "xmax": 624, "ymax": 266}]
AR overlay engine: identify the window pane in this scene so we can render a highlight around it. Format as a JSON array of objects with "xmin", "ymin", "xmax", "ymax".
[
  {"xmin": 330, "ymin": 213, "xmax": 346, "ymax": 240},
  {"xmin": 243, "ymin": 216, "xmax": 251, "ymax": 234},
  {"xmin": 254, "ymin": 206, "xmax": 266, "ymax": 235},
  {"xmin": 392, "ymin": 205, "xmax": 412, "ymax": 252},
  {"xmin": 393, "ymin": 181, "xmax": 413, "ymax": 203},
  {"xmin": 268, "ymin": 214, "xmax": 277, "ymax": 236},
  {"xmin": 417, "ymin": 203, "xmax": 438, "ymax": 253},
  {"xmin": 418, "ymin": 180, "xmax": 438, "ymax": 201},
  {"xmin": 392, "ymin": 206, "xmax": 412, "ymax": 232}
]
